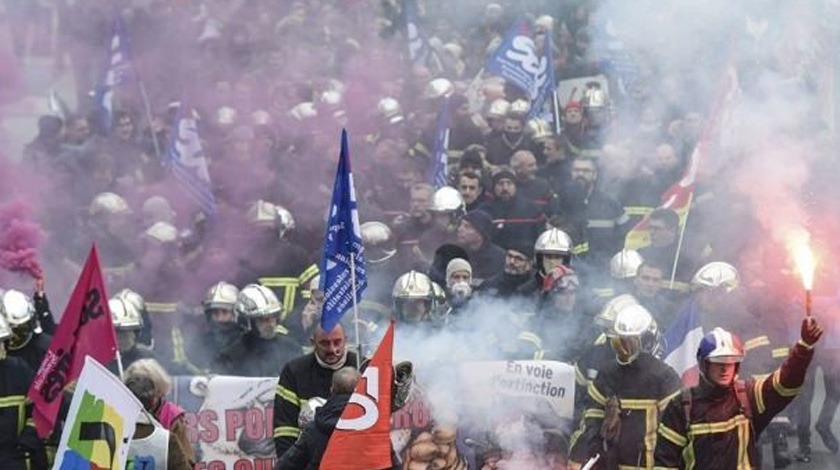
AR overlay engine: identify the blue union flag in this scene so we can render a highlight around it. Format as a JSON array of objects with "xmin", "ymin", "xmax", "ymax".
[{"xmin": 320, "ymin": 130, "xmax": 368, "ymax": 332}]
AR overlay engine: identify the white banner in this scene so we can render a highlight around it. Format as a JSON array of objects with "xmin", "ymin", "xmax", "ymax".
[{"xmin": 52, "ymin": 356, "xmax": 143, "ymax": 470}]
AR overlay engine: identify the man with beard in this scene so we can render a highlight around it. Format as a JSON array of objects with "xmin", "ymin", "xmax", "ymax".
[
  {"xmin": 216, "ymin": 285, "xmax": 301, "ymax": 378},
  {"xmin": 274, "ymin": 323, "xmax": 363, "ymax": 459},
  {"xmin": 480, "ymin": 167, "xmax": 544, "ymax": 250},
  {"xmin": 485, "ymin": 112, "xmax": 533, "ymax": 166},
  {"xmin": 552, "ymin": 157, "xmax": 629, "ymax": 270},
  {"xmin": 477, "ymin": 240, "xmax": 535, "ymax": 298}
]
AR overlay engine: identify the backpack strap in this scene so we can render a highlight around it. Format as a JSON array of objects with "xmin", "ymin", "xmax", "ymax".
[
  {"xmin": 680, "ymin": 388, "xmax": 692, "ymax": 426},
  {"xmin": 733, "ymin": 380, "xmax": 752, "ymax": 419}
]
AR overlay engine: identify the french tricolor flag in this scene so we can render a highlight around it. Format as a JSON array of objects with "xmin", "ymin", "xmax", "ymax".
[{"xmin": 663, "ymin": 300, "xmax": 704, "ymax": 386}]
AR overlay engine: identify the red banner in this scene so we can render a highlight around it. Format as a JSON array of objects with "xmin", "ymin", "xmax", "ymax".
[
  {"xmin": 27, "ymin": 244, "xmax": 118, "ymax": 438},
  {"xmin": 321, "ymin": 321, "xmax": 394, "ymax": 470}
]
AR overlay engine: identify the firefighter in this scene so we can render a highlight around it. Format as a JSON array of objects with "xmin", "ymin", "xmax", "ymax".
[
  {"xmin": 516, "ymin": 227, "xmax": 575, "ymax": 295},
  {"xmin": 0, "ymin": 314, "xmax": 48, "ymax": 470},
  {"xmin": 653, "ymin": 318, "xmax": 824, "ymax": 469},
  {"xmin": 173, "ymin": 281, "xmax": 242, "ymax": 375},
  {"xmin": 1, "ymin": 289, "xmax": 52, "ymax": 373},
  {"xmin": 216, "ymin": 284, "xmax": 302, "ymax": 377},
  {"xmin": 392, "ymin": 271, "xmax": 444, "ymax": 326},
  {"xmin": 109, "ymin": 290, "xmax": 157, "ymax": 373},
  {"xmin": 273, "ymin": 322, "xmax": 363, "ymax": 459},
  {"xmin": 569, "ymin": 304, "xmax": 680, "ymax": 469}
]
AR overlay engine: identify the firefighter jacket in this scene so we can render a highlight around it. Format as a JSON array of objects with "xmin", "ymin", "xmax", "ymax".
[
  {"xmin": 8, "ymin": 333, "xmax": 51, "ymax": 374},
  {"xmin": 273, "ymin": 351, "xmax": 362, "ymax": 457},
  {"xmin": 574, "ymin": 335, "xmax": 615, "ymax": 414},
  {"xmin": 0, "ymin": 356, "xmax": 47, "ymax": 470},
  {"xmin": 216, "ymin": 332, "xmax": 302, "ymax": 378},
  {"xmin": 653, "ymin": 341, "xmax": 814, "ymax": 469},
  {"xmin": 569, "ymin": 353, "xmax": 682, "ymax": 469}
]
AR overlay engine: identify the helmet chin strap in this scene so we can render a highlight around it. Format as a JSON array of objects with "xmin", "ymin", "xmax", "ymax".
[{"xmin": 8, "ymin": 331, "xmax": 32, "ymax": 351}]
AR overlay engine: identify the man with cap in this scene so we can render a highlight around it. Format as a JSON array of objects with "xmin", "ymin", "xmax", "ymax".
[
  {"xmin": 477, "ymin": 239, "xmax": 535, "ymax": 298},
  {"xmin": 444, "ymin": 258, "xmax": 474, "ymax": 315},
  {"xmin": 455, "ymin": 210, "xmax": 505, "ymax": 284},
  {"xmin": 479, "ymin": 166, "xmax": 544, "ymax": 250}
]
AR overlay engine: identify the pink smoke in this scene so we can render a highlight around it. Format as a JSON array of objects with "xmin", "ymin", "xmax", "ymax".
[{"xmin": 0, "ymin": 200, "xmax": 45, "ymax": 279}]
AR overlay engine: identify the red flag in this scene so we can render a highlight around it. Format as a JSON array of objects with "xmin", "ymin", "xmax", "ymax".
[
  {"xmin": 27, "ymin": 244, "xmax": 118, "ymax": 438},
  {"xmin": 320, "ymin": 321, "xmax": 395, "ymax": 470}
]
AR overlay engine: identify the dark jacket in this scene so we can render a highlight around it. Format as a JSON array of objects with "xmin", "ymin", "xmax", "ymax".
[
  {"xmin": 478, "ymin": 271, "xmax": 533, "ymax": 298},
  {"xmin": 278, "ymin": 394, "xmax": 351, "ymax": 470},
  {"xmin": 273, "ymin": 352, "xmax": 362, "ymax": 457},
  {"xmin": 654, "ymin": 342, "xmax": 814, "ymax": 469},
  {"xmin": 463, "ymin": 241, "xmax": 505, "ymax": 284},
  {"xmin": 0, "ymin": 356, "xmax": 47, "ymax": 470},
  {"xmin": 479, "ymin": 196, "xmax": 544, "ymax": 250},
  {"xmin": 217, "ymin": 332, "xmax": 302, "ymax": 378}
]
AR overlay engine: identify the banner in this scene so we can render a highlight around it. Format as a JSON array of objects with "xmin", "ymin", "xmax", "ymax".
[
  {"xmin": 485, "ymin": 18, "xmax": 551, "ymax": 102},
  {"xmin": 53, "ymin": 357, "xmax": 142, "ymax": 470},
  {"xmin": 29, "ymin": 244, "xmax": 118, "ymax": 438},
  {"xmin": 167, "ymin": 360, "xmax": 576, "ymax": 469}
]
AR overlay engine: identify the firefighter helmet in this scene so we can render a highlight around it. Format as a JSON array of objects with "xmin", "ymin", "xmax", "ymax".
[
  {"xmin": 235, "ymin": 284, "xmax": 283, "ymax": 319},
  {"xmin": 509, "ymin": 99, "xmax": 531, "ymax": 117},
  {"xmin": 392, "ymin": 271, "xmax": 437, "ymax": 323},
  {"xmin": 431, "ymin": 187, "xmax": 465, "ymax": 214},
  {"xmin": 487, "ymin": 99, "xmax": 511, "ymax": 119},
  {"xmin": 360, "ymin": 222, "xmax": 397, "ymax": 264},
  {"xmin": 143, "ymin": 221, "xmax": 179, "ymax": 245},
  {"xmin": 141, "ymin": 196, "xmax": 176, "ymax": 224},
  {"xmin": 582, "ymin": 82, "xmax": 609, "ymax": 108},
  {"xmin": 535, "ymin": 228, "xmax": 573, "ymax": 255},
  {"xmin": 114, "ymin": 289, "xmax": 146, "ymax": 316},
  {"xmin": 289, "ymin": 102, "xmax": 318, "ymax": 121},
  {"xmin": 595, "ymin": 294, "xmax": 639, "ymax": 334},
  {"xmin": 425, "ymin": 78, "xmax": 454, "ymax": 99},
  {"xmin": 215, "ymin": 106, "xmax": 238, "ymax": 126},
  {"xmin": 528, "ymin": 118, "xmax": 553, "ymax": 141},
  {"xmin": 610, "ymin": 249, "xmax": 644, "ymax": 280},
  {"xmin": 89, "ymin": 192, "xmax": 132, "ymax": 216},
  {"xmin": 697, "ymin": 327, "xmax": 745, "ymax": 365},
  {"xmin": 203, "ymin": 282, "xmax": 239, "ymax": 314},
  {"xmin": 247, "ymin": 200, "xmax": 296, "ymax": 238},
  {"xmin": 691, "ymin": 261, "xmax": 740, "ymax": 292},
  {"xmin": 0, "ymin": 289, "xmax": 35, "ymax": 327},
  {"xmin": 377, "ymin": 97, "xmax": 404, "ymax": 124},
  {"xmin": 109, "ymin": 296, "xmax": 144, "ymax": 331},
  {"xmin": 611, "ymin": 304, "xmax": 659, "ymax": 364}
]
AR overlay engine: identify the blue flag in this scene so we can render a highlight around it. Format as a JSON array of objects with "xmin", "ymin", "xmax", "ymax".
[
  {"xmin": 94, "ymin": 17, "xmax": 134, "ymax": 134},
  {"xmin": 429, "ymin": 96, "xmax": 450, "ymax": 189},
  {"xmin": 320, "ymin": 130, "xmax": 368, "ymax": 333},
  {"xmin": 165, "ymin": 109, "xmax": 217, "ymax": 217},
  {"xmin": 402, "ymin": 0, "xmax": 431, "ymax": 65},
  {"xmin": 486, "ymin": 18, "xmax": 551, "ymax": 109},
  {"xmin": 529, "ymin": 33, "xmax": 556, "ymax": 120}
]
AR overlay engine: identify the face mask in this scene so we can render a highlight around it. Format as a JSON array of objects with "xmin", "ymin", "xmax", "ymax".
[
  {"xmin": 449, "ymin": 281, "xmax": 472, "ymax": 306},
  {"xmin": 504, "ymin": 130, "xmax": 522, "ymax": 141}
]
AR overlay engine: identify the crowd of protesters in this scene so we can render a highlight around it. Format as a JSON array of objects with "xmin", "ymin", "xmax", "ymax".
[{"xmin": 1, "ymin": 0, "xmax": 839, "ymax": 469}]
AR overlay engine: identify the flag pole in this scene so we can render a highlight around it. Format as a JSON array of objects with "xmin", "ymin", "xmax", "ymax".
[
  {"xmin": 137, "ymin": 80, "xmax": 162, "ymax": 160},
  {"xmin": 116, "ymin": 349, "xmax": 125, "ymax": 379},
  {"xmin": 350, "ymin": 253, "xmax": 362, "ymax": 368},
  {"xmin": 552, "ymin": 89, "xmax": 561, "ymax": 134},
  {"xmin": 669, "ymin": 192, "xmax": 695, "ymax": 289}
]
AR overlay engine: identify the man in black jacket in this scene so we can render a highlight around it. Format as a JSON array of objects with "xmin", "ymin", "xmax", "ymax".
[{"xmin": 278, "ymin": 367, "xmax": 361, "ymax": 470}]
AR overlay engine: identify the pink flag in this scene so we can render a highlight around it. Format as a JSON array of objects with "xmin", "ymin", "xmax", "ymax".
[{"xmin": 27, "ymin": 244, "xmax": 118, "ymax": 438}]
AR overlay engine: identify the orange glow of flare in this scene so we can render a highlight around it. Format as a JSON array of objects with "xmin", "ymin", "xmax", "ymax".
[{"xmin": 792, "ymin": 236, "xmax": 816, "ymax": 290}]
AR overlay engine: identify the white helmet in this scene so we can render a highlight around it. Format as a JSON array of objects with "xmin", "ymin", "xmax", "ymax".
[
  {"xmin": 595, "ymin": 294, "xmax": 639, "ymax": 334},
  {"xmin": 289, "ymin": 102, "xmax": 318, "ymax": 121},
  {"xmin": 425, "ymin": 78, "xmax": 454, "ymax": 100},
  {"xmin": 377, "ymin": 97, "xmax": 404, "ymax": 124},
  {"xmin": 143, "ymin": 221, "xmax": 179, "ymax": 245},
  {"xmin": 535, "ymin": 228, "xmax": 573, "ymax": 255},
  {"xmin": 235, "ymin": 284, "xmax": 283, "ymax": 319},
  {"xmin": 611, "ymin": 304, "xmax": 660, "ymax": 364},
  {"xmin": 89, "ymin": 192, "xmax": 132, "ymax": 216},
  {"xmin": 691, "ymin": 261, "xmax": 739, "ymax": 292},
  {"xmin": 392, "ymin": 271, "xmax": 437, "ymax": 323},
  {"xmin": 0, "ymin": 290, "xmax": 35, "ymax": 327},
  {"xmin": 109, "ymin": 295, "xmax": 144, "ymax": 331},
  {"xmin": 610, "ymin": 249, "xmax": 644, "ymax": 280},
  {"xmin": 360, "ymin": 222, "xmax": 397, "ymax": 265},
  {"xmin": 203, "ymin": 282, "xmax": 239, "ymax": 313},
  {"xmin": 509, "ymin": 99, "xmax": 531, "ymax": 117},
  {"xmin": 487, "ymin": 99, "xmax": 511, "ymax": 119},
  {"xmin": 431, "ymin": 187, "xmax": 465, "ymax": 214},
  {"xmin": 247, "ymin": 200, "xmax": 296, "ymax": 238}
]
